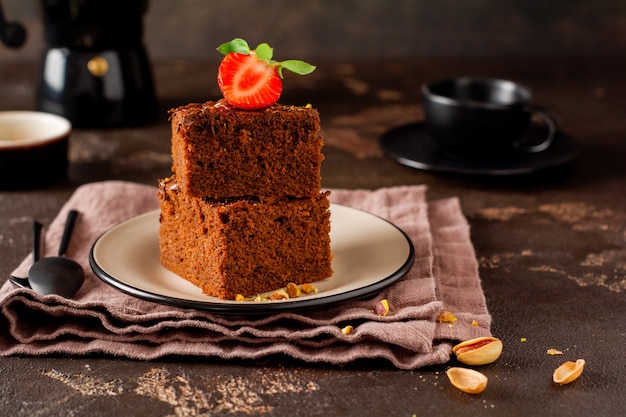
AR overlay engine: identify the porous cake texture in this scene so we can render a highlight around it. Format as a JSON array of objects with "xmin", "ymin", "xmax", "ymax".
[
  {"xmin": 170, "ymin": 99, "xmax": 324, "ymax": 199},
  {"xmin": 158, "ymin": 177, "xmax": 333, "ymax": 300}
]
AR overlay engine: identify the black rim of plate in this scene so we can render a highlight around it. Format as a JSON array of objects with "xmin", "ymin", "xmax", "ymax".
[{"xmin": 89, "ymin": 206, "xmax": 415, "ymax": 315}]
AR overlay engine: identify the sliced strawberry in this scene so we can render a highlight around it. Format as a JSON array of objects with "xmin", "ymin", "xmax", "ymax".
[
  {"xmin": 216, "ymin": 38, "xmax": 316, "ymax": 110},
  {"xmin": 217, "ymin": 52, "xmax": 282, "ymax": 110}
]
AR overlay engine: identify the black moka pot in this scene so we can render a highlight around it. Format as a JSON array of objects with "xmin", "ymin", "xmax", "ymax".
[{"xmin": 1, "ymin": 0, "xmax": 157, "ymax": 128}]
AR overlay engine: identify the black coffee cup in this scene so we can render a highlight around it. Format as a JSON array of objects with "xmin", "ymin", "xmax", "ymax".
[{"xmin": 421, "ymin": 78, "xmax": 556, "ymax": 159}]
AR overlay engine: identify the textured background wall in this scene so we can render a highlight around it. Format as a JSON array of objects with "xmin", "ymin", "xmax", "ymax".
[{"xmin": 1, "ymin": 0, "xmax": 625, "ymax": 62}]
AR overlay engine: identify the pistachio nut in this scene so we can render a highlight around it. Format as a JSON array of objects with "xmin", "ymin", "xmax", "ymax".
[
  {"xmin": 446, "ymin": 367, "xmax": 488, "ymax": 394},
  {"xmin": 452, "ymin": 336, "xmax": 503, "ymax": 366},
  {"xmin": 269, "ymin": 289, "xmax": 289, "ymax": 300},
  {"xmin": 300, "ymin": 283, "xmax": 318, "ymax": 294},
  {"xmin": 286, "ymin": 282, "xmax": 301, "ymax": 298},
  {"xmin": 553, "ymin": 359, "xmax": 585, "ymax": 385}
]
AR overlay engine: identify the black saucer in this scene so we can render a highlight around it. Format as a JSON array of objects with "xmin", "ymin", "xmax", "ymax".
[{"xmin": 378, "ymin": 122, "xmax": 579, "ymax": 176}]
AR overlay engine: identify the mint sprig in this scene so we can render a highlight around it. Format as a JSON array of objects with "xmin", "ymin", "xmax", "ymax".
[
  {"xmin": 216, "ymin": 38, "xmax": 250, "ymax": 55},
  {"xmin": 254, "ymin": 43, "xmax": 273, "ymax": 60},
  {"xmin": 278, "ymin": 60, "xmax": 316, "ymax": 78},
  {"xmin": 217, "ymin": 38, "xmax": 316, "ymax": 79}
]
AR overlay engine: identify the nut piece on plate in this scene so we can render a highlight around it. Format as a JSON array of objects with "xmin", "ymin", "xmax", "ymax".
[
  {"xmin": 553, "ymin": 359, "xmax": 585, "ymax": 385},
  {"xmin": 286, "ymin": 282, "xmax": 301, "ymax": 298},
  {"xmin": 446, "ymin": 367, "xmax": 488, "ymax": 394},
  {"xmin": 269, "ymin": 289, "xmax": 289, "ymax": 301},
  {"xmin": 300, "ymin": 283, "xmax": 318, "ymax": 294},
  {"xmin": 452, "ymin": 336, "xmax": 503, "ymax": 366}
]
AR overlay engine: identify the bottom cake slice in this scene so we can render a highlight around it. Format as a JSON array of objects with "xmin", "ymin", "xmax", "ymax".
[{"xmin": 158, "ymin": 176, "xmax": 333, "ymax": 300}]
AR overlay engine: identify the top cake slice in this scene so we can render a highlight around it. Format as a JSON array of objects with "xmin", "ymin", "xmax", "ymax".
[{"xmin": 170, "ymin": 99, "xmax": 324, "ymax": 199}]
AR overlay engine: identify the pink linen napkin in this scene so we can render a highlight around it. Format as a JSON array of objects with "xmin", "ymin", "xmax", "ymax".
[{"xmin": 0, "ymin": 181, "xmax": 491, "ymax": 369}]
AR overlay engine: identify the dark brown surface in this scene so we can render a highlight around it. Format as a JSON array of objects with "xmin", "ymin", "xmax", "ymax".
[{"xmin": 1, "ymin": 58, "xmax": 625, "ymax": 416}]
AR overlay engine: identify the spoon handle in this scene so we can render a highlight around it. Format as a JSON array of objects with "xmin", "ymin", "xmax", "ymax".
[
  {"xmin": 32, "ymin": 221, "xmax": 43, "ymax": 263},
  {"xmin": 7, "ymin": 220, "xmax": 42, "ymax": 289},
  {"xmin": 58, "ymin": 209, "xmax": 80, "ymax": 257}
]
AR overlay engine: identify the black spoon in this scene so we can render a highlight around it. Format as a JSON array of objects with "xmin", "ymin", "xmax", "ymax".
[{"xmin": 8, "ymin": 210, "xmax": 85, "ymax": 298}]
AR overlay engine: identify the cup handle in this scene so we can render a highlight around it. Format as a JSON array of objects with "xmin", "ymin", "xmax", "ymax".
[{"xmin": 515, "ymin": 108, "xmax": 557, "ymax": 153}]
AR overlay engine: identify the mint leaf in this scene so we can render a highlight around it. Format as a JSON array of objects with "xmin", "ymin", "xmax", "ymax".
[
  {"xmin": 254, "ymin": 43, "xmax": 273, "ymax": 60},
  {"xmin": 217, "ymin": 38, "xmax": 250, "ymax": 55},
  {"xmin": 280, "ymin": 60, "xmax": 316, "ymax": 76}
]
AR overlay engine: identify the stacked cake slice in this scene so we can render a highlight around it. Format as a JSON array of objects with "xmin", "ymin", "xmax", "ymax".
[{"xmin": 158, "ymin": 100, "xmax": 333, "ymax": 300}]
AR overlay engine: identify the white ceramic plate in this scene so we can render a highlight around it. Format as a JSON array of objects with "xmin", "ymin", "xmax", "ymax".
[{"xmin": 90, "ymin": 204, "xmax": 414, "ymax": 314}]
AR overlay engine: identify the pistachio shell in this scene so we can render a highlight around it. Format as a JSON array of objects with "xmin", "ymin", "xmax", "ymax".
[
  {"xmin": 446, "ymin": 367, "xmax": 488, "ymax": 394},
  {"xmin": 553, "ymin": 359, "xmax": 585, "ymax": 384},
  {"xmin": 452, "ymin": 337, "xmax": 503, "ymax": 366}
]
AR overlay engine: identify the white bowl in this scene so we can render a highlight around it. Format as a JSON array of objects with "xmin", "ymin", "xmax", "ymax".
[
  {"xmin": 0, "ymin": 111, "xmax": 71, "ymax": 148},
  {"xmin": 0, "ymin": 111, "xmax": 72, "ymax": 189}
]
